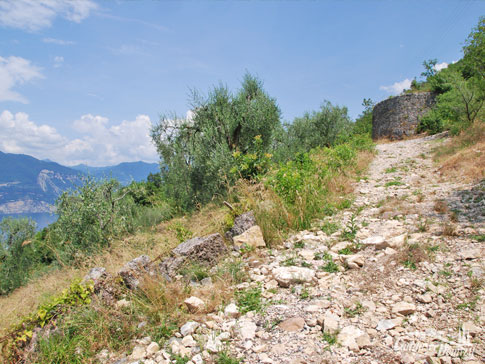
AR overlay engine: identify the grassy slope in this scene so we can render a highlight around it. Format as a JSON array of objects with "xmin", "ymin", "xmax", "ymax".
[
  {"xmin": 433, "ymin": 121, "xmax": 485, "ymax": 182},
  {"xmin": 0, "ymin": 205, "xmax": 229, "ymax": 334}
]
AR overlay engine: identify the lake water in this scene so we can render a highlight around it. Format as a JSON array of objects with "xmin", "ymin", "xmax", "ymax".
[{"xmin": 0, "ymin": 212, "xmax": 58, "ymax": 230}]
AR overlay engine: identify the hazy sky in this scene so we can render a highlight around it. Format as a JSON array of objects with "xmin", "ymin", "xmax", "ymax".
[{"xmin": 0, "ymin": 0, "xmax": 483, "ymax": 166}]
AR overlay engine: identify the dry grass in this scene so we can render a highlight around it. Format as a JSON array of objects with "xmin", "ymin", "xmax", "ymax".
[
  {"xmin": 442, "ymin": 222, "xmax": 457, "ymax": 237},
  {"xmin": 0, "ymin": 203, "xmax": 229, "ymax": 334},
  {"xmin": 378, "ymin": 196, "xmax": 417, "ymax": 217},
  {"xmin": 433, "ymin": 199, "xmax": 449, "ymax": 214},
  {"xmin": 435, "ymin": 121, "xmax": 485, "ymax": 182}
]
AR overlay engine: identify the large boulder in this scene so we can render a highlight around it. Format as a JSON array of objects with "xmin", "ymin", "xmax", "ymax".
[
  {"xmin": 225, "ymin": 211, "xmax": 257, "ymax": 241},
  {"xmin": 159, "ymin": 233, "xmax": 228, "ymax": 278}
]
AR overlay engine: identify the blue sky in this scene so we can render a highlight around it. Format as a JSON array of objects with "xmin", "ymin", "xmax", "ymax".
[{"xmin": 0, "ymin": 0, "xmax": 483, "ymax": 166}]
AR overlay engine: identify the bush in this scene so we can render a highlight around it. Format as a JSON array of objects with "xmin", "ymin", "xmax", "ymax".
[
  {"xmin": 279, "ymin": 101, "xmax": 352, "ymax": 159},
  {"xmin": 49, "ymin": 178, "xmax": 137, "ymax": 263},
  {"xmin": 0, "ymin": 217, "xmax": 38, "ymax": 294}
]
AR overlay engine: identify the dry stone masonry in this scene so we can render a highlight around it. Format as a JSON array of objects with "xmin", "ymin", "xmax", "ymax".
[{"xmin": 372, "ymin": 92, "xmax": 436, "ymax": 140}]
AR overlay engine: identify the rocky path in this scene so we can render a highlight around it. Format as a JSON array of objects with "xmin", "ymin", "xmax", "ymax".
[{"xmin": 118, "ymin": 135, "xmax": 484, "ymax": 364}]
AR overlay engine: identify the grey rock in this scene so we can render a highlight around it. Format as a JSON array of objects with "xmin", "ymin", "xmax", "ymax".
[
  {"xmin": 83, "ymin": 267, "xmax": 109, "ymax": 285},
  {"xmin": 180, "ymin": 321, "xmax": 200, "ymax": 337},
  {"xmin": 225, "ymin": 211, "xmax": 257, "ymax": 241},
  {"xmin": 118, "ymin": 255, "xmax": 151, "ymax": 289},
  {"xmin": 159, "ymin": 233, "xmax": 228, "ymax": 278}
]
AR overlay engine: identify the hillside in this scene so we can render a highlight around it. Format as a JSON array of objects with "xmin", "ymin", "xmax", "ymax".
[
  {"xmin": 2, "ymin": 134, "xmax": 483, "ymax": 364},
  {"xmin": 0, "ymin": 151, "xmax": 83, "ymax": 214},
  {"xmin": 70, "ymin": 162, "xmax": 159, "ymax": 185}
]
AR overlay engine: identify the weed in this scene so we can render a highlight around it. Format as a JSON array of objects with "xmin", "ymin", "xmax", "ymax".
[
  {"xmin": 417, "ymin": 217, "xmax": 429, "ymax": 232},
  {"xmin": 385, "ymin": 178, "xmax": 404, "ymax": 187},
  {"xmin": 471, "ymin": 234, "xmax": 485, "ymax": 242},
  {"xmin": 263, "ymin": 318, "xmax": 282, "ymax": 330},
  {"xmin": 294, "ymin": 241, "xmax": 305, "ymax": 249},
  {"xmin": 456, "ymin": 295, "xmax": 479, "ymax": 310},
  {"xmin": 434, "ymin": 200, "xmax": 449, "ymax": 214},
  {"xmin": 235, "ymin": 286, "xmax": 264, "ymax": 314},
  {"xmin": 321, "ymin": 260, "xmax": 339, "ymax": 273},
  {"xmin": 320, "ymin": 221, "xmax": 340, "ymax": 235},
  {"xmin": 216, "ymin": 259, "xmax": 246, "ymax": 285},
  {"xmin": 385, "ymin": 167, "xmax": 397, "ymax": 173},
  {"xmin": 239, "ymin": 243, "xmax": 256, "ymax": 255},
  {"xmin": 300, "ymin": 287, "xmax": 310, "ymax": 300},
  {"xmin": 426, "ymin": 245, "xmax": 440, "ymax": 253},
  {"xmin": 300, "ymin": 261, "xmax": 313, "ymax": 268},
  {"xmin": 338, "ymin": 247, "xmax": 353, "ymax": 255},
  {"xmin": 174, "ymin": 355, "xmax": 191, "ymax": 364},
  {"xmin": 322, "ymin": 332, "xmax": 337, "ymax": 346},
  {"xmin": 442, "ymin": 223, "xmax": 457, "ymax": 236},
  {"xmin": 344, "ymin": 302, "xmax": 366, "ymax": 317},
  {"xmin": 439, "ymin": 270, "xmax": 452, "ymax": 278},
  {"xmin": 281, "ymin": 257, "xmax": 298, "ymax": 267},
  {"xmin": 180, "ymin": 263, "xmax": 209, "ymax": 282},
  {"xmin": 216, "ymin": 352, "xmax": 242, "ymax": 364},
  {"xmin": 340, "ymin": 214, "xmax": 358, "ymax": 241},
  {"xmin": 169, "ymin": 222, "xmax": 193, "ymax": 243},
  {"xmin": 337, "ymin": 199, "xmax": 352, "ymax": 210}
]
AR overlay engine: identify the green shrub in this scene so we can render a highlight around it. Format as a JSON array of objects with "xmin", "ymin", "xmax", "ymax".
[
  {"xmin": 0, "ymin": 217, "xmax": 38, "ymax": 294},
  {"xmin": 236, "ymin": 286, "xmax": 264, "ymax": 314}
]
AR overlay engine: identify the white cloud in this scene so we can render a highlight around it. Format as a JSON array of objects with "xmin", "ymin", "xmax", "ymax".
[
  {"xmin": 0, "ymin": 110, "xmax": 66, "ymax": 156},
  {"xmin": 0, "ymin": 56, "xmax": 43, "ymax": 103},
  {"xmin": 43, "ymin": 37, "xmax": 75, "ymax": 46},
  {"xmin": 0, "ymin": 0, "xmax": 97, "ymax": 32},
  {"xmin": 434, "ymin": 62, "xmax": 448, "ymax": 72},
  {"xmin": 0, "ymin": 110, "xmax": 158, "ymax": 166},
  {"xmin": 379, "ymin": 78, "xmax": 412, "ymax": 95},
  {"xmin": 53, "ymin": 56, "xmax": 64, "ymax": 68}
]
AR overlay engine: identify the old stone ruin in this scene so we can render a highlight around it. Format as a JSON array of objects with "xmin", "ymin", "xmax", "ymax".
[{"xmin": 372, "ymin": 92, "xmax": 436, "ymax": 140}]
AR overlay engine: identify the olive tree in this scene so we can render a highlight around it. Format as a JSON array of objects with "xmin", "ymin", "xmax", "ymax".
[{"xmin": 151, "ymin": 73, "xmax": 281, "ymax": 210}]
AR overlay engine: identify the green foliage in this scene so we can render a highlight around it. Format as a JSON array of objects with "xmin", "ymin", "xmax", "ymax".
[
  {"xmin": 320, "ymin": 221, "xmax": 340, "ymax": 235},
  {"xmin": 418, "ymin": 19, "xmax": 485, "ymax": 135},
  {"xmin": 340, "ymin": 214, "xmax": 358, "ymax": 241},
  {"xmin": 463, "ymin": 16, "xmax": 485, "ymax": 80},
  {"xmin": 230, "ymin": 135, "xmax": 273, "ymax": 180},
  {"xmin": 51, "ymin": 178, "xmax": 137, "ymax": 263},
  {"xmin": 0, "ymin": 217, "xmax": 38, "ymax": 294},
  {"xmin": 344, "ymin": 302, "xmax": 365, "ymax": 317},
  {"xmin": 279, "ymin": 101, "xmax": 352, "ymax": 159},
  {"xmin": 180, "ymin": 263, "xmax": 209, "ymax": 282},
  {"xmin": 270, "ymin": 152, "xmax": 315, "ymax": 204},
  {"xmin": 151, "ymin": 73, "xmax": 281, "ymax": 210},
  {"xmin": 217, "ymin": 352, "xmax": 242, "ymax": 364},
  {"xmin": 235, "ymin": 286, "xmax": 264, "ymax": 314},
  {"xmin": 169, "ymin": 221, "xmax": 193, "ymax": 243},
  {"xmin": 8, "ymin": 279, "xmax": 95, "ymax": 360},
  {"xmin": 322, "ymin": 332, "xmax": 337, "ymax": 346},
  {"xmin": 352, "ymin": 98, "xmax": 374, "ymax": 135}
]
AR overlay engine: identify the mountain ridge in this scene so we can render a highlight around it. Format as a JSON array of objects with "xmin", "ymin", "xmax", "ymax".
[{"xmin": 0, "ymin": 151, "xmax": 159, "ymax": 214}]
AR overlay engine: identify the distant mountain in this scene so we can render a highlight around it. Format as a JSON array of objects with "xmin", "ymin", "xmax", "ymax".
[
  {"xmin": 0, "ymin": 152, "xmax": 160, "ymax": 215},
  {"xmin": 70, "ymin": 161, "xmax": 159, "ymax": 185},
  {"xmin": 0, "ymin": 151, "xmax": 83, "ymax": 214}
]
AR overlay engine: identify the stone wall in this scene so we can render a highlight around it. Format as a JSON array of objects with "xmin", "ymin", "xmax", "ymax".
[{"xmin": 372, "ymin": 92, "xmax": 436, "ymax": 140}]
